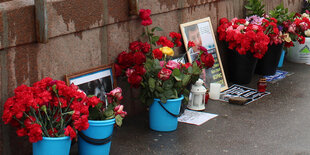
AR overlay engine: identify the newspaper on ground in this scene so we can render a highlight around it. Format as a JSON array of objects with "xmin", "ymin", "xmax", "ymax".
[
  {"xmin": 178, "ymin": 109, "xmax": 218, "ymax": 126},
  {"xmin": 219, "ymin": 84, "xmax": 270, "ymax": 105}
]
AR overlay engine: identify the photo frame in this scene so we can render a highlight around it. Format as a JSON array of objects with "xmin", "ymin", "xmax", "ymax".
[
  {"xmin": 180, "ymin": 17, "xmax": 228, "ymax": 91},
  {"xmin": 65, "ymin": 64, "xmax": 116, "ymax": 102}
]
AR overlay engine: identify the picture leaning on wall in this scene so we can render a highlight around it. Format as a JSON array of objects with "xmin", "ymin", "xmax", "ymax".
[{"xmin": 180, "ymin": 17, "xmax": 228, "ymax": 91}]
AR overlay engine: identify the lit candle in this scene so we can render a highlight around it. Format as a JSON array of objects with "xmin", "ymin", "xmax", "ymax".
[{"xmin": 209, "ymin": 83, "xmax": 221, "ymax": 100}]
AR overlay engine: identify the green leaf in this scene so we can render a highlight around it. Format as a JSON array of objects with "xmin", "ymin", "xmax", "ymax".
[
  {"xmin": 104, "ymin": 109, "xmax": 114, "ymax": 118},
  {"xmin": 151, "ymin": 36, "xmax": 160, "ymax": 45},
  {"xmin": 148, "ymin": 78, "xmax": 156, "ymax": 92},
  {"xmin": 115, "ymin": 115, "xmax": 123, "ymax": 127},
  {"xmin": 182, "ymin": 74, "xmax": 191, "ymax": 86},
  {"xmin": 151, "ymin": 26, "xmax": 163, "ymax": 32},
  {"xmin": 163, "ymin": 80, "xmax": 173, "ymax": 89},
  {"xmin": 172, "ymin": 69, "xmax": 182, "ymax": 81},
  {"xmin": 164, "ymin": 89, "xmax": 177, "ymax": 99},
  {"xmin": 155, "ymin": 85, "xmax": 164, "ymax": 93},
  {"xmin": 187, "ymin": 66, "xmax": 193, "ymax": 74}
]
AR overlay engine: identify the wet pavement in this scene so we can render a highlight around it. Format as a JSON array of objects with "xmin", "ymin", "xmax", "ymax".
[{"xmin": 73, "ymin": 61, "xmax": 310, "ymax": 155}]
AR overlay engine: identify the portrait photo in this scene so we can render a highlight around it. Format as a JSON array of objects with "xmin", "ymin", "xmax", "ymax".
[
  {"xmin": 65, "ymin": 64, "xmax": 116, "ymax": 102},
  {"xmin": 180, "ymin": 17, "xmax": 228, "ymax": 91}
]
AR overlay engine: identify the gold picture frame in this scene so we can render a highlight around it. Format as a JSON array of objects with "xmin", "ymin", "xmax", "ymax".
[{"xmin": 180, "ymin": 17, "xmax": 228, "ymax": 91}]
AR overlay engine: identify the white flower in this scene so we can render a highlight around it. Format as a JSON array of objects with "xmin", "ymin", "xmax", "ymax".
[
  {"xmin": 283, "ymin": 33, "xmax": 292, "ymax": 42},
  {"xmin": 302, "ymin": 13, "xmax": 309, "ymax": 18},
  {"xmin": 305, "ymin": 29, "xmax": 310, "ymax": 37}
]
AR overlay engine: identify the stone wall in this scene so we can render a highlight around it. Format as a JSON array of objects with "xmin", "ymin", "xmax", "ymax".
[{"xmin": 0, "ymin": 0, "xmax": 303, "ymax": 154}]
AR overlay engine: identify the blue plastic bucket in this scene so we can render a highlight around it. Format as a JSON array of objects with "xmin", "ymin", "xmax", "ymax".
[
  {"xmin": 78, "ymin": 119, "xmax": 115, "ymax": 155},
  {"xmin": 149, "ymin": 96, "xmax": 184, "ymax": 132},
  {"xmin": 32, "ymin": 136, "xmax": 71, "ymax": 155},
  {"xmin": 278, "ymin": 49, "xmax": 285, "ymax": 68}
]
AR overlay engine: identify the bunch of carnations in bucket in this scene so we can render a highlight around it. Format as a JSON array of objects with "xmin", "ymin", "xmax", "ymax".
[
  {"xmin": 87, "ymin": 87, "xmax": 127, "ymax": 126},
  {"xmin": 114, "ymin": 9, "xmax": 214, "ymax": 105},
  {"xmin": 280, "ymin": 11, "xmax": 310, "ymax": 47},
  {"xmin": 1, "ymin": 77, "xmax": 102, "ymax": 143},
  {"xmin": 217, "ymin": 17, "xmax": 270, "ymax": 59}
]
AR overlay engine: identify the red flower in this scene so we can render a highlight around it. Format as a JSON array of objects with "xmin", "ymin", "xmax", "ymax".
[
  {"xmin": 169, "ymin": 32, "xmax": 182, "ymax": 47},
  {"xmin": 134, "ymin": 52, "xmax": 146, "ymax": 65},
  {"xmin": 87, "ymin": 96, "xmax": 101, "ymax": 108},
  {"xmin": 166, "ymin": 60, "xmax": 180, "ymax": 70},
  {"xmin": 139, "ymin": 9, "xmax": 152, "ymax": 26},
  {"xmin": 64, "ymin": 125, "xmax": 77, "ymax": 140},
  {"xmin": 74, "ymin": 115, "xmax": 89, "ymax": 131},
  {"xmin": 188, "ymin": 41, "xmax": 195, "ymax": 48},
  {"xmin": 16, "ymin": 128, "xmax": 28, "ymax": 137},
  {"xmin": 126, "ymin": 68, "xmax": 135, "ymax": 77},
  {"xmin": 156, "ymin": 36, "xmax": 174, "ymax": 48},
  {"xmin": 183, "ymin": 62, "xmax": 192, "ymax": 69},
  {"xmin": 106, "ymin": 87, "xmax": 123, "ymax": 101},
  {"xmin": 129, "ymin": 41, "xmax": 141, "ymax": 52},
  {"xmin": 128, "ymin": 73, "xmax": 142, "ymax": 88},
  {"xmin": 117, "ymin": 51, "xmax": 134, "ymax": 67},
  {"xmin": 114, "ymin": 63, "xmax": 123, "ymax": 77},
  {"xmin": 27, "ymin": 123, "xmax": 43, "ymax": 143},
  {"xmin": 200, "ymin": 53, "xmax": 214, "ymax": 69},
  {"xmin": 158, "ymin": 68, "xmax": 172, "ymax": 81},
  {"xmin": 133, "ymin": 65, "xmax": 146, "ymax": 76},
  {"xmin": 141, "ymin": 42, "xmax": 151, "ymax": 53},
  {"xmin": 152, "ymin": 49, "xmax": 163, "ymax": 59},
  {"xmin": 114, "ymin": 105, "xmax": 127, "ymax": 118},
  {"xmin": 47, "ymin": 128, "xmax": 58, "ymax": 137}
]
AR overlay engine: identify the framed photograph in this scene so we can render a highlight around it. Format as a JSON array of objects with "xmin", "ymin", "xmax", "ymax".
[
  {"xmin": 180, "ymin": 17, "xmax": 228, "ymax": 91},
  {"xmin": 65, "ymin": 64, "xmax": 116, "ymax": 102}
]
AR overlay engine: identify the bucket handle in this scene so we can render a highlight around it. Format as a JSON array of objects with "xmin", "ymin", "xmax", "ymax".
[
  {"xmin": 78, "ymin": 132, "xmax": 112, "ymax": 145},
  {"xmin": 158, "ymin": 101, "xmax": 182, "ymax": 117}
]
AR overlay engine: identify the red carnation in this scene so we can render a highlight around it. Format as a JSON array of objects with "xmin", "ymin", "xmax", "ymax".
[
  {"xmin": 156, "ymin": 36, "xmax": 174, "ymax": 48},
  {"xmin": 188, "ymin": 41, "xmax": 195, "ymax": 48},
  {"xmin": 129, "ymin": 41, "xmax": 142, "ymax": 52},
  {"xmin": 134, "ymin": 52, "xmax": 146, "ymax": 65},
  {"xmin": 27, "ymin": 123, "xmax": 43, "ymax": 143},
  {"xmin": 152, "ymin": 49, "xmax": 163, "ymax": 59},
  {"xmin": 158, "ymin": 68, "xmax": 172, "ymax": 81},
  {"xmin": 16, "ymin": 128, "xmax": 28, "ymax": 137},
  {"xmin": 74, "ymin": 115, "xmax": 89, "ymax": 131},
  {"xmin": 87, "ymin": 96, "xmax": 101, "ymax": 108},
  {"xmin": 64, "ymin": 125, "xmax": 77, "ymax": 140},
  {"xmin": 139, "ymin": 9, "xmax": 152, "ymax": 26},
  {"xmin": 133, "ymin": 65, "xmax": 146, "ymax": 76}
]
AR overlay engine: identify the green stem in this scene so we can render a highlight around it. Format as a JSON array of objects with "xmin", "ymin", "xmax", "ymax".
[{"xmin": 55, "ymin": 94, "xmax": 64, "ymax": 130}]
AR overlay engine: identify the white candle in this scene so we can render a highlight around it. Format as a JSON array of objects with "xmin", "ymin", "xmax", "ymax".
[{"xmin": 209, "ymin": 83, "xmax": 221, "ymax": 100}]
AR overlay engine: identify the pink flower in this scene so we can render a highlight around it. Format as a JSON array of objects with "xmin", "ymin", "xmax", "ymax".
[
  {"xmin": 159, "ymin": 61, "xmax": 165, "ymax": 67},
  {"xmin": 236, "ymin": 25, "xmax": 245, "ymax": 31},
  {"xmin": 114, "ymin": 105, "xmax": 127, "ymax": 118},
  {"xmin": 166, "ymin": 60, "xmax": 180, "ymax": 70},
  {"xmin": 158, "ymin": 68, "xmax": 172, "ymax": 81},
  {"xmin": 107, "ymin": 87, "xmax": 123, "ymax": 101},
  {"xmin": 126, "ymin": 68, "xmax": 135, "ymax": 77}
]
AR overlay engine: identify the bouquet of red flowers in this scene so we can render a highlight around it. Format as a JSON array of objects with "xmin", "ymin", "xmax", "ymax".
[
  {"xmin": 1, "ymin": 77, "xmax": 103, "ymax": 143},
  {"xmin": 217, "ymin": 17, "xmax": 270, "ymax": 59},
  {"xmin": 114, "ymin": 9, "xmax": 214, "ymax": 105}
]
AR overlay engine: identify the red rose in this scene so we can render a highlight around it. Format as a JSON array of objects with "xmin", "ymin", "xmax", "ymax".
[
  {"xmin": 183, "ymin": 62, "xmax": 192, "ymax": 69},
  {"xmin": 141, "ymin": 42, "xmax": 151, "ymax": 53},
  {"xmin": 129, "ymin": 41, "xmax": 141, "ymax": 52},
  {"xmin": 201, "ymin": 53, "xmax": 214, "ymax": 69},
  {"xmin": 106, "ymin": 87, "xmax": 123, "ymax": 101},
  {"xmin": 134, "ymin": 52, "xmax": 146, "ymax": 65},
  {"xmin": 117, "ymin": 51, "xmax": 134, "ymax": 67},
  {"xmin": 64, "ymin": 125, "xmax": 77, "ymax": 140},
  {"xmin": 158, "ymin": 68, "xmax": 172, "ymax": 81},
  {"xmin": 126, "ymin": 68, "xmax": 135, "ymax": 77},
  {"xmin": 114, "ymin": 63, "xmax": 123, "ymax": 77},
  {"xmin": 128, "ymin": 74, "xmax": 142, "ymax": 88},
  {"xmin": 152, "ymin": 49, "xmax": 163, "ymax": 59},
  {"xmin": 198, "ymin": 46, "xmax": 208, "ymax": 53},
  {"xmin": 133, "ymin": 65, "xmax": 146, "ymax": 76},
  {"xmin": 114, "ymin": 105, "xmax": 127, "ymax": 118}
]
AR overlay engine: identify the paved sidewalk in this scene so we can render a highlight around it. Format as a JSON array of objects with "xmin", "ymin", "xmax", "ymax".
[{"xmin": 73, "ymin": 61, "xmax": 310, "ymax": 155}]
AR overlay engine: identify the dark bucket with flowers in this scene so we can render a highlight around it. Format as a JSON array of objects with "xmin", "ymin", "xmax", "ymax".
[
  {"xmin": 255, "ymin": 43, "xmax": 284, "ymax": 75},
  {"xmin": 218, "ymin": 17, "xmax": 270, "ymax": 84},
  {"xmin": 78, "ymin": 87, "xmax": 126, "ymax": 155},
  {"xmin": 114, "ymin": 9, "xmax": 214, "ymax": 132}
]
